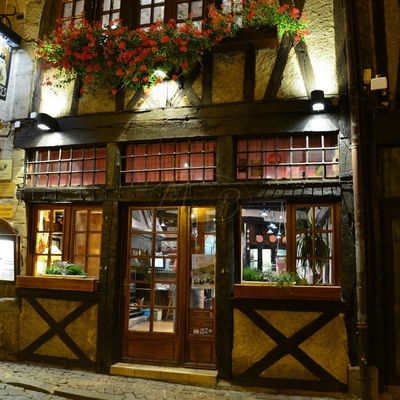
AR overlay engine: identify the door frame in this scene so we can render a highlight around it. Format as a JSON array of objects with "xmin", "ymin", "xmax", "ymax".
[{"xmin": 120, "ymin": 205, "xmax": 216, "ymax": 368}]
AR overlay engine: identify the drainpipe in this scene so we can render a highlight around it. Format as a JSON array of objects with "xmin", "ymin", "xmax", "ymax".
[{"xmin": 342, "ymin": 1, "xmax": 370, "ymax": 400}]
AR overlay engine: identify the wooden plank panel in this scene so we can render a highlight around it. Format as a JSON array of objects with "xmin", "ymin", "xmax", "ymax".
[
  {"xmin": 187, "ymin": 340, "xmax": 215, "ymax": 364},
  {"xmin": 126, "ymin": 337, "xmax": 176, "ymax": 360}
]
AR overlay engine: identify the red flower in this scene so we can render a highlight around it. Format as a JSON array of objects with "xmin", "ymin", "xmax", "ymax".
[
  {"xmin": 160, "ymin": 35, "xmax": 170, "ymax": 43},
  {"xmin": 179, "ymin": 46, "xmax": 188, "ymax": 53},
  {"xmin": 291, "ymin": 7, "xmax": 300, "ymax": 18}
]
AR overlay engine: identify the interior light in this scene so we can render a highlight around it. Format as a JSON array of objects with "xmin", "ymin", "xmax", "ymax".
[{"xmin": 260, "ymin": 209, "xmax": 267, "ymax": 218}]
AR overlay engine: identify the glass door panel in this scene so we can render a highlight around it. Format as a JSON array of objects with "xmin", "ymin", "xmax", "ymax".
[
  {"xmin": 128, "ymin": 208, "xmax": 179, "ymax": 334},
  {"xmin": 187, "ymin": 207, "xmax": 216, "ymax": 365}
]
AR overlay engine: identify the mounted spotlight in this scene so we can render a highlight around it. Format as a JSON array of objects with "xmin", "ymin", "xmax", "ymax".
[
  {"xmin": 311, "ymin": 90, "xmax": 325, "ymax": 112},
  {"xmin": 34, "ymin": 113, "xmax": 60, "ymax": 132}
]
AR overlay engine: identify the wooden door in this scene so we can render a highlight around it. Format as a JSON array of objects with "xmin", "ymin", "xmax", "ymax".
[{"xmin": 122, "ymin": 206, "xmax": 216, "ymax": 367}]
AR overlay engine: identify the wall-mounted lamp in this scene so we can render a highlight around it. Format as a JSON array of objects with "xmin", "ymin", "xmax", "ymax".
[
  {"xmin": 311, "ymin": 90, "xmax": 325, "ymax": 112},
  {"xmin": 31, "ymin": 112, "xmax": 60, "ymax": 132}
]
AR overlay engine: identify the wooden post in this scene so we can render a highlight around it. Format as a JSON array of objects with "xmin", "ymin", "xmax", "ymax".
[
  {"xmin": 215, "ymin": 200, "xmax": 237, "ymax": 378},
  {"xmin": 106, "ymin": 142, "xmax": 120, "ymax": 188},
  {"xmin": 96, "ymin": 200, "xmax": 120, "ymax": 373}
]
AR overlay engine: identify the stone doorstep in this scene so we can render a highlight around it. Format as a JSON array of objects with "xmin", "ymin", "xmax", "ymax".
[
  {"xmin": 0, "ymin": 373, "xmax": 119, "ymax": 400},
  {"xmin": 110, "ymin": 362, "xmax": 218, "ymax": 386}
]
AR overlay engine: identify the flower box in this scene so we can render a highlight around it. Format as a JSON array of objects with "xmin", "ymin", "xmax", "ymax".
[
  {"xmin": 233, "ymin": 283, "xmax": 342, "ymax": 301},
  {"xmin": 16, "ymin": 275, "xmax": 99, "ymax": 292},
  {"xmin": 214, "ymin": 27, "xmax": 279, "ymax": 52}
]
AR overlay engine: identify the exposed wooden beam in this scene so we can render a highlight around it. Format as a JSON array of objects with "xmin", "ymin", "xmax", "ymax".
[
  {"xmin": 243, "ymin": 46, "xmax": 256, "ymax": 102},
  {"xmin": 295, "ymin": 41, "xmax": 316, "ymax": 98},
  {"xmin": 202, "ymin": 52, "xmax": 213, "ymax": 105},
  {"xmin": 263, "ymin": 34, "xmax": 293, "ymax": 100},
  {"xmin": 170, "ymin": 63, "xmax": 202, "ymax": 107},
  {"xmin": 125, "ymin": 89, "xmax": 145, "ymax": 110},
  {"xmin": 15, "ymin": 101, "xmax": 341, "ymax": 148},
  {"xmin": 115, "ymin": 87, "xmax": 126, "ymax": 112}
]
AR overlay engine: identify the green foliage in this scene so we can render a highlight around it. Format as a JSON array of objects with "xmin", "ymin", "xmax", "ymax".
[
  {"xmin": 243, "ymin": 267, "xmax": 265, "ymax": 281},
  {"xmin": 46, "ymin": 261, "xmax": 85, "ymax": 276},
  {"xmin": 243, "ymin": 267, "xmax": 305, "ymax": 287}
]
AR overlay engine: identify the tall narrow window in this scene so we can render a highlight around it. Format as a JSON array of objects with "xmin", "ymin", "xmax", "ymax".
[
  {"xmin": 33, "ymin": 206, "xmax": 103, "ymax": 277},
  {"xmin": 58, "ymin": 0, "xmax": 86, "ymax": 26},
  {"xmin": 176, "ymin": 0, "xmax": 204, "ymax": 29},
  {"xmin": 139, "ymin": 0, "xmax": 166, "ymax": 29},
  {"xmin": 128, "ymin": 207, "xmax": 178, "ymax": 333},
  {"xmin": 98, "ymin": 0, "xmax": 121, "ymax": 25},
  {"xmin": 295, "ymin": 205, "xmax": 335, "ymax": 285}
]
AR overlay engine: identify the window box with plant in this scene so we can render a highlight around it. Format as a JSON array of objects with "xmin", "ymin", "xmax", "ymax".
[
  {"xmin": 235, "ymin": 202, "xmax": 341, "ymax": 300},
  {"xmin": 16, "ymin": 205, "xmax": 103, "ymax": 292},
  {"xmin": 36, "ymin": 0, "xmax": 309, "ymax": 95}
]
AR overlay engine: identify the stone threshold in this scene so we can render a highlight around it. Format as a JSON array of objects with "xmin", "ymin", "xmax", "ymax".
[{"xmin": 110, "ymin": 362, "xmax": 218, "ymax": 386}]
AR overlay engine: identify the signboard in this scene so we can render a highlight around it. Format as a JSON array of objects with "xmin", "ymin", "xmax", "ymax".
[
  {"xmin": 0, "ymin": 21, "xmax": 21, "ymax": 101},
  {"xmin": 191, "ymin": 254, "xmax": 215, "ymax": 289},
  {"xmin": 0, "ymin": 204, "xmax": 14, "ymax": 219},
  {"xmin": 0, "ymin": 182, "xmax": 14, "ymax": 197},
  {"xmin": 0, "ymin": 236, "xmax": 15, "ymax": 281},
  {"xmin": 0, "ymin": 37, "xmax": 11, "ymax": 101}
]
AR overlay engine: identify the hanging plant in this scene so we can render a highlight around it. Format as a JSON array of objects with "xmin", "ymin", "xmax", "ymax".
[{"xmin": 35, "ymin": 0, "xmax": 309, "ymax": 95}]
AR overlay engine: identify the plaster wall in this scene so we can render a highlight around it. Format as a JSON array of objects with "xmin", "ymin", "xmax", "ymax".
[{"xmin": 19, "ymin": 298, "xmax": 98, "ymax": 362}]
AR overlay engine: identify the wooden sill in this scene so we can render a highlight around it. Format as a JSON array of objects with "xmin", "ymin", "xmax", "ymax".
[
  {"xmin": 234, "ymin": 283, "xmax": 342, "ymax": 301},
  {"xmin": 16, "ymin": 275, "xmax": 99, "ymax": 292},
  {"xmin": 213, "ymin": 27, "xmax": 279, "ymax": 52}
]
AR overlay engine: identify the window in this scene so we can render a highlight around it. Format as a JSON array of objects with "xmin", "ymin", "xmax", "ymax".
[
  {"xmin": 98, "ymin": 0, "xmax": 121, "ymax": 26},
  {"xmin": 236, "ymin": 134, "xmax": 339, "ymax": 181},
  {"xmin": 58, "ymin": 0, "xmax": 86, "ymax": 26},
  {"xmin": 56, "ymin": 0, "xmax": 210, "ymax": 28},
  {"xmin": 25, "ymin": 146, "xmax": 106, "ymax": 188},
  {"xmin": 241, "ymin": 202, "xmax": 339, "ymax": 285},
  {"xmin": 32, "ymin": 206, "xmax": 103, "ymax": 277},
  {"xmin": 121, "ymin": 139, "xmax": 216, "ymax": 184}
]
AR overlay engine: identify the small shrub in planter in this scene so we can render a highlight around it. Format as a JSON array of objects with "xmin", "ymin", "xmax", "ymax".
[{"xmin": 46, "ymin": 261, "xmax": 86, "ymax": 276}]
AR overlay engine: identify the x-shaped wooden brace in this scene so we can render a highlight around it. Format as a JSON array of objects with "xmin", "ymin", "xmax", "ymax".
[
  {"xmin": 237, "ymin": 305, "xmax": 343, "ymax": 388},
  {"xmin": 20, "ymin": 297, "xmax": 95, "ymax": 362}
]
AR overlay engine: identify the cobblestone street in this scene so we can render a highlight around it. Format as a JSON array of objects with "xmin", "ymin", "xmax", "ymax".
[{"xmin": 0, "ymin": 361, "xmax": 351, "ymax": 400}]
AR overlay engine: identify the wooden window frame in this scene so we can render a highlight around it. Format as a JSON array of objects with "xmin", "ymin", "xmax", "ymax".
[
  {"xmin": 236, "ymin": 134, "xmax": 340, "ymax": 181},
  {"xmin": 121, "ymin": 138, "xmax": 216, "ymax": 185},
  {"xmin": 56, "ymin": 0, "xmax": 214, "ymax": 28},
  {"xmin": 24, "ymin": 146, "xmax": 107, "ymax": 188},
  {"xmin": 239, "ymin": 202, "xmax": 341, "ymax": 287},
  {"xmin": 28, "ymin": 205, "xmax": 103, "ymax": 278}
]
